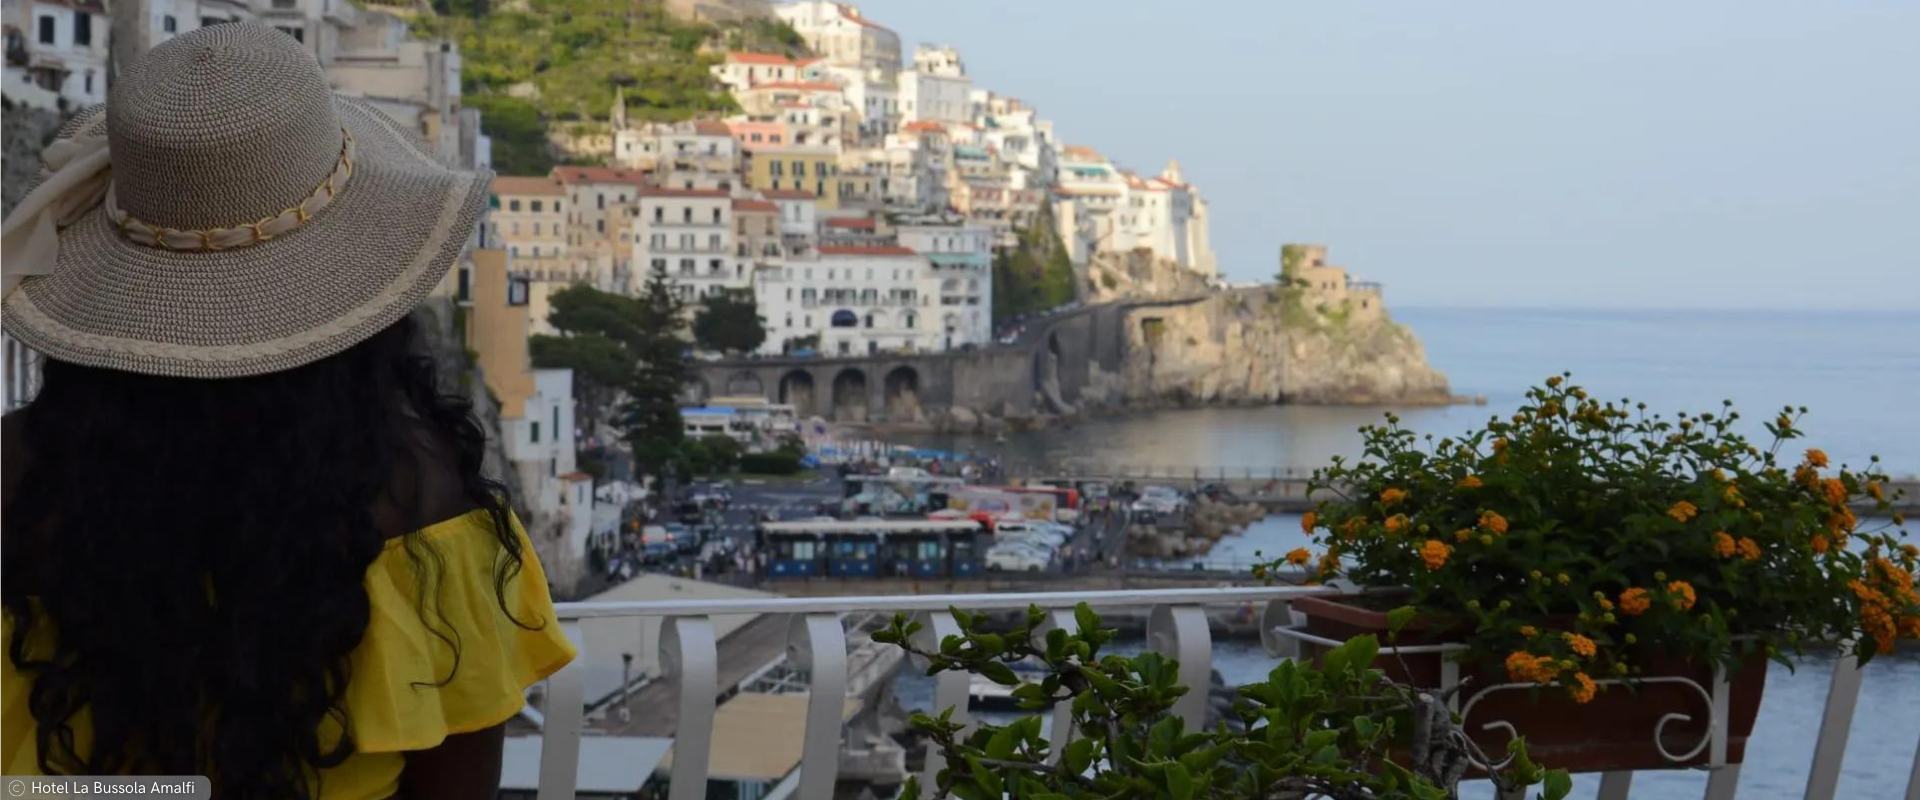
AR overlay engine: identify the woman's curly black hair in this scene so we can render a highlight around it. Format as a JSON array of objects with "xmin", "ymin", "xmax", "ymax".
[{"xmin": 3, "ymin": 314, "xmax": 522, "ymax": 800}]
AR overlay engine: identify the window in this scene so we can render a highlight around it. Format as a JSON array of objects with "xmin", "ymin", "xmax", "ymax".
[
  {"xmin": 597, "ymin": 195, "xmax": 605, "ymax": 211},
  {"xmin": 596, "ymin": 220, "xmax": 605, "ymax": 234},
  {"xmin": 553, "ymin": 405, "xmax": 560, "ymax": 434},
  {"xmin": 74, "ymin": 11, "xmax": 91, "ymax": 45},
  {"xmin": 555, "ymin": 201, "xmax": 563, "ymax": 212},
  {"xmin": 531, "ymin": 200, "xmax": 543, "ymax": 213},
  {"xmin": 83, "ymin": 71, "xmax": 92, "ymax": 94},
  {"xmin": 163, "ymin": 15, "xmax": 177, "ymax": 33},
  {"xmin": 771, "ymin": 134, "xmax": 782, "ymax": 144},
  {"xmin": 654, "ymin": 207, "xmax": 663, "ymax": 222},
  {"xmin": 531, "ymin": 422, "xmax": 541, "ymax": 443},
  {"xmin": 532, "ymin": 222, "xmax": 541, "ymax": 235},
  {"xmin": 794, "ymin": 161, "xmax": 807, "ymax": 177},
  {"xmin": 651, "ymin": 258, "xmax": 666, "ymax": 271},
  {"xmin": 549, "ymin": 458, "xmax": 556, "ymax": 477},
  {"xmin": 771, "ymin": 161, "xmax": 783, "ymax": 177},
  {"xmin": 712, "ymin": 208, "xmax": 721, "ymax": 224},
  {"xmin": 785, "ymin": 315, "xmax": 793, "ymax": 327},
  {"xmin": 786, "ymin": 288, "xmax": 792, "ymax": 300},
  {"xmin": 680, "ymin": 259, "xmax": 694, "ymax": 275},
  {"xmin": 708, "ymin": 234, "xmax": 721, "ymax": 251},
  {"xmin": 709, "ymin": 259, "xmax": 722, "ymax": 274},
  {"xmin": 37, "ymin": 16, "xmax": 53, "ymax": 44},
  {"xmin": 816, "ymin": 181, "xmax": 826, "ymax": 197},
  {"xmin": 507, "ymin": 277, "xmax": 529, "ymax": 306},
  {"xmin": 805, "ymin": 315, "xmax": 812, "ymax": 328}
]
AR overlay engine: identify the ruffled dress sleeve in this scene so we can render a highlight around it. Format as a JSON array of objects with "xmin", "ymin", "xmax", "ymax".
[{"xmin": 344, "ymin": 509, "xmax": 577, "ymax": 753}]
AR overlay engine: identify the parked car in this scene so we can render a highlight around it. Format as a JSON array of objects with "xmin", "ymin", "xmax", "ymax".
[
  {"xmin": 993, "ymin": 521, "xmax": 1066, "ymax": 547},
  {"xmin": 986, "ymin": 544, "xmax": 1052, "ymax": 572},
  {"xmin": 1132, "ymin": 485, "xmax": 1187, "ymax": 515}
]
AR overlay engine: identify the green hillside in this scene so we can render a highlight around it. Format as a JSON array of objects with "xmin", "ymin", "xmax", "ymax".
[{"xmin": 414, "ymin": 0, "xmax": 808, "ymax": 174}]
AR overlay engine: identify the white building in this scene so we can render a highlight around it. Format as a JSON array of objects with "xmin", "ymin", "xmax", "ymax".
[
  {"xmin": 821, "ymin": 63, "xmax": 897, "ymax": 143},
  {"xmin": 773, "ymin": 1, "xmax": 899, "ymax": 79},
  {"xmin": 631, "ymin": 187, "xmax": 748, "ymax": 302},
  {"xmin": 613, "ymin": 114, "xmax": 739, "ymax": 180},
  {"xmin": 897, "ymin": 44, "xmax": 970, "ymax": 124},
  {"xmin": 3, "ymin": 0, "xmax": 108, "ymax": 109},
  {"xmin": 979, "ymin": 94, "xmax": 1058, "ymax": 191},
  {"xmin": 757, "ymin": 244, "xmax": 935, "ymax": 357},
  {"xmin": 878, "ymin": 122, "xmax": 950, "ymax": 212},
  {"xmin": 709, "ymin": 50, "xmax": 822, "ymax": 91},
  {"xmin": 503, "ymin": 368, "xmax": 593, "ymax": 580},
  {"xmin": 895, "ymin": 219, "xmax": 992, "ymax": 347}
]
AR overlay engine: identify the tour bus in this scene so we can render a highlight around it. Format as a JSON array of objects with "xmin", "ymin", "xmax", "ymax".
[
  {"xmin": 840, "ymin": 473, "xmax": 969, "ymax": 515},
  {"xmin": 758, "ymin": 519, "xmax": 988, "ymax": 579}
]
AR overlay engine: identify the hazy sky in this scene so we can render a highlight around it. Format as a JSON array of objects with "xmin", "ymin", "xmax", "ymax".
[{"xmin": 848, "ymin": 0, "xmax": 1919, "ymax": 309}]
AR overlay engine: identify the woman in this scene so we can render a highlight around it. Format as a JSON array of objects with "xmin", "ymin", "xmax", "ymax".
[{"xmin": 0, "ymin": 24, "xmax": 575, "ymax": 800}]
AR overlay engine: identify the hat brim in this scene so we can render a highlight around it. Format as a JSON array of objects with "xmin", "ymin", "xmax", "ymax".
[{"xmin": 2, "ymin": 96, "xmax": 491, "ymax": 378}]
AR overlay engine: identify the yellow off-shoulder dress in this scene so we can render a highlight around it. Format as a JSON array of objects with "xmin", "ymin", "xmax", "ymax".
[{"xmin": 1, "ymin": 510, "xmax": 578, "ymax": 800}]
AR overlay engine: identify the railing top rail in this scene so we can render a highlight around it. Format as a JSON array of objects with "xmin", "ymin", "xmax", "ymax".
[{"xmin": 553, "ymin": 585, "xmax": 1340, "ymax": 620}]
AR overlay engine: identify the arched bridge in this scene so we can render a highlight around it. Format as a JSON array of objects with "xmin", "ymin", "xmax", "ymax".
[{"xmin": 690, "ymin": 294, "xmax": 1224, "ymax": 423}]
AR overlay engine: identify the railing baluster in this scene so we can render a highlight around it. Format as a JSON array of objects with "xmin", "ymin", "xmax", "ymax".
[
  {"xmin": 536, "ymin": 620, "xmax": 586, "ymax": 800},
  {"xmin": 1905, "ymin": 724, "xmax": 1920, "ymax": 800},
  {"xmin": 1805, "ymin": 650, "xmax": 1865, "ymax": 800},
  {"xmin": 1147, "ymin": 603, "xmax": 1213, "ymax": 731},
  {"xmin": 913, "ymin": 610, "xmax": 975, "ymax": 791},
  {"xmin": 1259, "ymin": 598, "xmax": 1300, "ymax": 660},
  {"xmin": 661, "ymin": 616, "xmax": 718, "ymax": 800},
  {"xmin": 1704, "ymin": 763, "xmax": 1742, "ymax": 800},
  {"xmin": 790, "ymin": 612, "xmax": 849, "ymax": 800},
  {"xmin": 1037, "ymin": 607, "xmax": 1080, "ymax": 765},
  {"xmin": 1597, "ymin": 771, "xmax": 1633, "ymax": 800}
]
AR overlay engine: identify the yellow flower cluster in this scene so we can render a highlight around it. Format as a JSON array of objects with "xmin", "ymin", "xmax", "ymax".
[
  {"xmin": 1667, "ymin": 501, "xmax": 1699, "ymax": 523},
  {"xmin": 1457, "ymin": 474, "xmax": 1483, "ymax": 489},
  {"xmin": 1478, "ymin": 510, "xmax": 1509, "ymax": 535},
  {"xmin": 1619, "ymin": 588, "xmax": 1652, "ymax": 616},
  {"xmin": 1419, "ymin": 539, "xmax": 1451, "ymax": 570},
  {"xmin": 1385, "ymin": 514, "xmax": 1409, "ymax": 535},
  {"xmin": 1738, "ymin": 537, "xmax": 1761, "ymax": 561},
  {"xmin": 1569, "ymin": 672, "xmax": 1598, "ymax": 704},
  {"xmin": 1379, "ymin": 487, "xmax": 1408, "ymax": 506},
  {"xmin": 1562, "ymin": 632, "xmax": 1597, "ymax": 658},
  {"xmin": 1713, "ymin": 531, "xmax": 1737, "ymax": 558},
  {"xmin": 1668, "ymin": 580, "xmax": 1698, "ymax": 611},
  {"xmin": 1505, "ymin": 651, "xmax": 1561, "ymax": 683},
  {"xmin": 1285, "ymin": 547, "xmax": 1312, "ymax": 566},
  {"xmin": 1300, "ymin": 512, "xmax": 1317, "ymax": 533},
  {"xmin": 1852, "ymin": 558, "xmax": 1920, "ymax": 655}
]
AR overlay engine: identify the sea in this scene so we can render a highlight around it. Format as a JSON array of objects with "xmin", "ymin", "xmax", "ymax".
[{"xmin": 892, "ymin": 308, "xmax": 1920, "ymax": 799}]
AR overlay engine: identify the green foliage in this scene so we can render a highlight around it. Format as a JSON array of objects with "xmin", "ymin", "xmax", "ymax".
[
  {"xmin": 681, "ymin": 434, "xmax": 743, "ymax": 476},
  {"xmin": 531, "ymin": 332, "xmax": 630, "ymax": 392},
  {"xmin": 692, "ymin": 290, "xmax": 768, "ymax": 355},
  {"xmin": 782, "ymin": 332, "xmax": 821, "ymax": 354},
  {"xmin": 720, "ymin": 17, "xmax": 807, "ymax": 55},
  {"xmin": 622, "ymin": 266, "xmax": 692, "ymax": 480},
  {"xmin": 876, "ymin": 604, "xmax": 1569, "ymax": 800},
  {"xmin": 467, "ymin": 94, "xmax": 554, "ymax": 175},
  {"xmin": 1282, "ymin": 376, "xmax": 1917, "ymax": 701},
  {"xmin": 992, "ymin": 203, "xmax": 1076, "ymax": 327},
  {"xmin": 418, "ymin": 0, "xmax": 761, "ymax": 165}
]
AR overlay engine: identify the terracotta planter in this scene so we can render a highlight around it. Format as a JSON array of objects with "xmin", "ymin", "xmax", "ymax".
[{"xmin": 1290, "ymin": 594, "xmax": 1769, "ymax": 774}]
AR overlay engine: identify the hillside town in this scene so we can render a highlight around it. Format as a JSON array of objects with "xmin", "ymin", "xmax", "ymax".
[
  {"xmin": 1, "ymin": 0, "xmax": 1230, "ymax": 595},
  {"xmin": 492, "ymin": 1, "xmax": 1223, "ymax": 358}
]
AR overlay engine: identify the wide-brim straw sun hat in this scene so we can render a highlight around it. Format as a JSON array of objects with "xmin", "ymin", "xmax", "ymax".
[{"xmin": 0, "ymin": 22, "xmax": 491, "ymax": 378}]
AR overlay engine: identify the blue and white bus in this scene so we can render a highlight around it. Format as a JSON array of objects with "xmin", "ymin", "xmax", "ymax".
[{"xmin": 758, "ymin": 519, "xmax": 988, "ymax": 579}]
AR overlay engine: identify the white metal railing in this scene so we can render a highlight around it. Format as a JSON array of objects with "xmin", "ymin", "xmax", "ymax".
[{"xmin": 536, "ymin": 587, "xmax": 1920, "ymax": 800}]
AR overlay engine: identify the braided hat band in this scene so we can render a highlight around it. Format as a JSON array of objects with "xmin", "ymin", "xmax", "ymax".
[{"xmin": 105, "ymin": 128, "xmax": 355, "ymax": 252}]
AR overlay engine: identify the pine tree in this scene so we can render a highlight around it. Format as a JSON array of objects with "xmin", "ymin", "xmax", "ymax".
[{"xmin": 620, "ymin": 265, "xmax": 691, "ymax": 482}]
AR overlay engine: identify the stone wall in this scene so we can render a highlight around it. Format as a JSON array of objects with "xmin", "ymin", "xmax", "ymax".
[
  {"xmin": 1119, "ymin": 289, "xmax": 1451, "ymax": 406},
  {"xmin": 2, "ymin": 100, "xmax": 67, "ymax": 216}
]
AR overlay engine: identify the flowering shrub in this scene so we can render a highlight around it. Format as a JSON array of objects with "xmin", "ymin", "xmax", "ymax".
[
  {"xmin": 1281, "ymin": 375, "xmax": 1918, "ymax": 703},
  {"xmin": 876, "ymin": 604, "xmax": 1573, "ymax": 800}
]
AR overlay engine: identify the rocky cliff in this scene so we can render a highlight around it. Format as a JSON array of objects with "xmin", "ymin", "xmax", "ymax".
[{"xmin": 1119, "ymin": 289, "xmax": 1452, "ymax": 406}]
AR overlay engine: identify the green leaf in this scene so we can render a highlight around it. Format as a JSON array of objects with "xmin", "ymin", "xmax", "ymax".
[
  {"xmin": 1303, "ymin": 729, "xmax": 1339, "ymax": 751},
  {"xmin": 1386, "ymin": 606, "xmax": 1418, "ymax": 637},
  {"xmin": 984, "ymin": 726, "xmax": 1018, "ymax": 760},
  {"xmin": 1064, "ymin": 737, "xmax": 1096, "ymax": 775},
  {"xmin": 1075, "ymin": 602, "xmax": 1100, "ymax": 637},
  {"xmin": 1543, "ymin": 769, "xmax": 1574, "ymax": 800},
  {"xmin": 980, "ymin": 661, "xmax": 1020, "ymax": 686},
  {"xmin": 1148, "ymin": 716, "xmax": 1182, "ymax": 756},
  {"xmin": 1165, "ymin": 762, "xmax": 1194, "ymax": 800},
  {"xmin": 949, "ymin": 781, "xmax": 988, "ymax": 800}
]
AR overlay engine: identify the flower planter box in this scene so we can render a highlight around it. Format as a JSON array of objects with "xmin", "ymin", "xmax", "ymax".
[{"xmin": 1288, "ymin": 594, "xmax": 1769, "ymax": 774}]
